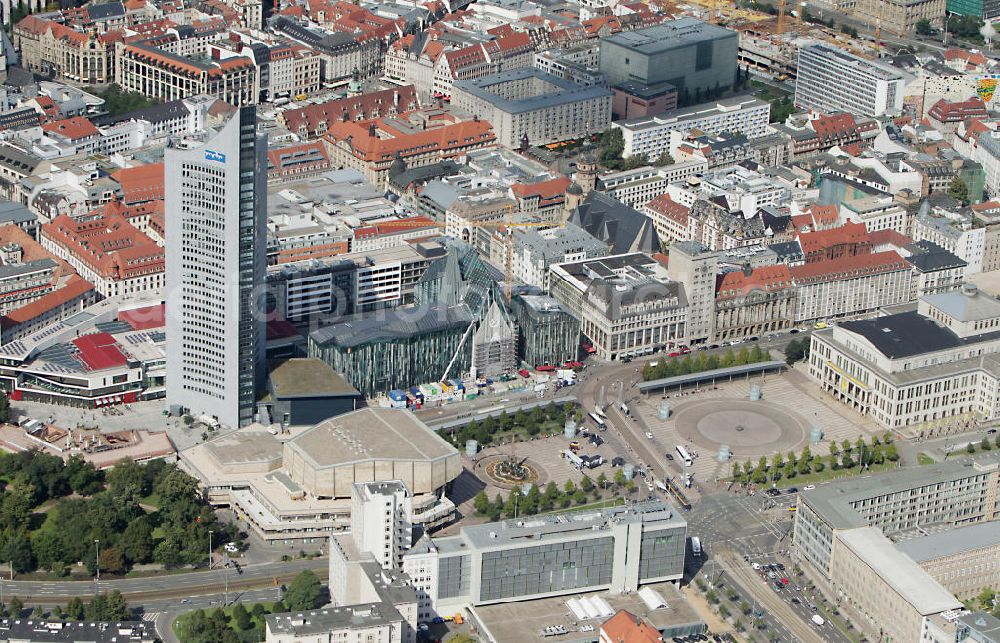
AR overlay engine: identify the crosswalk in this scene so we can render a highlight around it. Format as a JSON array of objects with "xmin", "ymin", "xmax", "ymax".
[{"xmin": 141, "ymin": 612, "xmax": 159, "ymax": 622}]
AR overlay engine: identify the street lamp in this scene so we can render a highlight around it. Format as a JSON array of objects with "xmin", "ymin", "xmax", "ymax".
[
  {"xmin": 94, "ymin": 539, "xmax": 100, "ymax": 585},
  {"xmin": 208, "ymin": 530, "xmax": 213, "ymax": 570}
]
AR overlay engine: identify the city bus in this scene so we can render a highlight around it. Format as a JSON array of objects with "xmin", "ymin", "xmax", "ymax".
[
  {"xmin": 675, "ymin": 445, "xmax": 693, "ymax": 467},
  {"xmin": 588, "ymin": 412, "xmax": 607, "ymax": 430}
]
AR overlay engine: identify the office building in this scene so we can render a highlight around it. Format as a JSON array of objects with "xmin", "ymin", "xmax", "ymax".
[
  {"xmin": 165, "ymin": 107, "xmax": 267, "ymax": 428},
  {"xmin": 808, "ymin": 284, "xmax": 1000, "ymax": 428},
  {"xmin": 549, "ymin": 253, "xmax": 688, "ymax": 360},
  {"xmin": 511, "ymin": 294, "xmax": 582, "ymax": 367},
  {"xmin": 450, "ymin": 69, "xmax": 612, "ymax": 148},
  {"xmin": 714, "ymin": 265, "xmax": 797, "ymax": 341},
  {"xmin": 830, "ymin": 527, "xmax": 962, "ymax": 643},
  {"xmin": 666, "ymin": 242, "xmax": 718, "ymax": 345},
  {"xmin": 266, "ymin": 358, "xmax": 362, "ymax": 427},
  {"xmin": 795, "ymin": 44, "xmax": 907, "ymax": 117},
  {"xmin": 402, "ymin": 501, "xmax": 687, "ymax": 616},
  {"xmin": 614, "ymin": 95, "xmax": 771, "ymax": 160},
  {"xmin": 599, "ymin": 19, "xmax": 739, "ymax": 101},
  {"xmin": 117, "ymin": 44, "xmax": 257, "ymax": 106},
  {"xmin": 854, "ymin": 0, "xmax": 945, "ymax": 36},
  {"xmin": 794, "ymin": 461, "xmax": 1000, "ymax": 642}
]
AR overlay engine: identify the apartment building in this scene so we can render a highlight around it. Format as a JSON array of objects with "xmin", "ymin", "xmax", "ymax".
[
  {"xmin": 14, "ymin": 16, "xmax": 114, "ymax": 84},
  {"xmin": 598, "ymin": 161, "xmax": 707, "ymax": 209},
  {"xmin": 911, "ymin": 205, "xmax": 987, "ymax": 275},
  {"xmin": 117, "ymin": 44, "xmax": 257, "ymax": 106},
  {"xmin": 449, "ymin": 69, "xmax": 612, "ymax": 148},
  {"xmin": 615, "ymin": 95, "xmax": 771, "ymax": 160},
  {"xmin": 323, "ymin": 116, "xmax": 496, "ymax": 185},
  {"xmin": 791, "ymin": 251, "xmax": 912, "ymax": 323},
  {"xmin": 41, "ymin": 214, "xmax": 164, "ymax": 298},
  {"xmin": 795, "ymin": 43, "xmax": 906, "ymax": 117}
]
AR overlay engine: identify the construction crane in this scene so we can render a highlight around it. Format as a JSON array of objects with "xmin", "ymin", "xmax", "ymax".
[
  {"xmin": 796, "ymin": 1, "xmax": 804, "ymax": 36},
  {"xmin": 426, "ymin": 208, "xmax": 560, "ymax": 300},
  {"xmin": 776, "ymin": 0, "xmax": 787, "ymax": 36},
  {"xmin": 709, "ymin": 0, "xmax": 718, "ymax": 24}
]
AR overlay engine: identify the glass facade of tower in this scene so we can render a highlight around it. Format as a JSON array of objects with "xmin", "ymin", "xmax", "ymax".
[
  {"xmin": 166, "ymin": 106, "xmax": 266, "ymax": 427},
  {"xmin": 512, "ymin": 294, "xmax": 581, "ymax": 366}
]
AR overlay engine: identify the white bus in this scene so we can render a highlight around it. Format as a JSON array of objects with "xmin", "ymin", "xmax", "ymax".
[
  {"xmin": 690, "ymin": 536, "xmax": 702, "ymax": 558},
  {"xmin": 675, "ymin": 445, "xmax": 693, "ymax": 466},
  {"xmin": 588, "ymin": 412, "xmax": 607, "ymax": 430}
]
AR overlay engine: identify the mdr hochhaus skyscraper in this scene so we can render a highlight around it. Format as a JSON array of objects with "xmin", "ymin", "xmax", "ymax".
[{"xmin": 165, "ymin": 106, "xmax": 267, "ymax": 428}]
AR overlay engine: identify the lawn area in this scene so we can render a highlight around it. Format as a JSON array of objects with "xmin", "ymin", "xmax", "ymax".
[
  {"xmin": 549, "ymin": 497, "xmax": 624, "ymax": 514},
  {"xmin": 917, "ymin": 452, "xmax": 936, "ymax": 465},
  {"xmin": 774, "ymin": 461, "xmax": 900, "ymax": 488},
  {"xmin": 751, "ymin": 80, "xmax": 790, "ymax": 101}
]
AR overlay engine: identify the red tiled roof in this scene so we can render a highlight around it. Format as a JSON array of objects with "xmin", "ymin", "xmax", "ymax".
[
  {"xmin": 600, "ymin": 610, "xmax": 663, "ymax": 643},
  {"xmin": 790, "ymin": 251, "xmax": 908, "ymax": 284},
  {"xmin": 112, "ymin": 163, "xmax": 164, "ymax": 204},
  {"xmin": 42, "ymin": 116, "xmax": 98, "ymax": 140},
  {"xmin": 325, "ymin": 118, "xmax": 495, "ymax": 163},
  {"xmin": 971, "ymin": 200, "xmax": 1000, "ymax": 212},
  {"xmin": 42, "ymin": 213, "xmax": 164, "ymax": 281},
  {"xmin": 281, "ymin": 86, "xmax": 419, "ymax": 136},
  {"xmin": 928, "ymin": 98, "xmax": 988, "ymax": 124},
  {"xmin": 810, "ymin": 112, "xmax": 857, "ymax": 138},
  {"xmin": 1, "ymin": 275, "xmax": 94, "ymax": 327},
  {"xmin": 716, "ymin": 264, "xmax": 793, "ymax": 299},
  {"xmin": 119, "ymin": 303, "xmax": 165, "ymax": 330},
  {"xmin": 644, "ymin": 193, "xmax": 689, "ymax": 224},
  {"xmin": 510, "ymin": 176, "xmax": 571, "ymax": 200},
  {"xmin": 869, "ymin": 228, "xmax": 912, "ymax": 248},
  {"xmin": 797, "ymin": 221, "xmax": 870, "ymax": 256},
  {"xmin": 72, "ymin": 332, "xmax": 128, "ymax": 371}
]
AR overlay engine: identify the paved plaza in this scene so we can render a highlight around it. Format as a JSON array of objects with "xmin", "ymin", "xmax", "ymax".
[{"xmin": 633, "ymin": 368, "xmax": 880, "ymax": 484}]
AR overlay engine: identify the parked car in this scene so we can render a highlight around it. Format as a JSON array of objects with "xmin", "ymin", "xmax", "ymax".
[
  {"xmin": 803, "ymin": 485, "xmax": 816, "ymax": 491},
  {"xmin": 645, "ymin": 432, "xmax": 654, "ymax": 439},
  {"xmin": 665, "ymin": 453, "xmax": 674, "ymax": 461}
]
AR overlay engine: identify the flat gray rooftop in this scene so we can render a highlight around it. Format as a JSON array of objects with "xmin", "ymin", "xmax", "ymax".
[
  {"xmin": 460, "ymin": 500, "xmax": 685, "ymax": 549},
  {"xmin": 268, "ymin": 358, "xmax": 360, "ymax": 398},
  {"xmin": 800, "ymin": 459, "xmax": 1000, "ymax": 530},
  {"xmin": 895, "ymin": 521, "xmax": 1000, "ymax": 563},
  {"xmin": 452, "ymin": 68, "xmax": 611, "ymax": 114},
  {"xmin": 601, "ymin": 18, "xmax": 736, "ymax": 55},
  {"xmin": 285, "ymin": 408, "xmax": 457, "ymax": 468},
  {"xmin": 204, "ymin": 431, "xmax": 283, "ymax": 467},
  {"xmin": 473, "ymin": 581, "xmax": 703, "ymax": 643},
  {"xmin": 838, "ymin": 527, "xmax": 962, "ymax": 616}
]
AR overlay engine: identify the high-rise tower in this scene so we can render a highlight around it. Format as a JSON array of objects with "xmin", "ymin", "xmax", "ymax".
[{"xmin": 165, "ymin": 106, "xmax": 267, "ymax": 428}]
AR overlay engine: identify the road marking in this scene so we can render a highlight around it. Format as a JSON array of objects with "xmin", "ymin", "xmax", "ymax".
[{"xmin": 142, "ymin": 612, "xmax": 160, "ymax": 622}]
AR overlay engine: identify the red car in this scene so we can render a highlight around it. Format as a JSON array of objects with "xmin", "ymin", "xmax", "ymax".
[
  {"xmin": 668, "ymin": 351, "xmax": 681, "ymax": 358},
  {"xmin": 780, "ymin": 577, "xmax": 790, "ymax": 586},
  {"xmin": 518, "ymin": 369, "xmax": 530, "ymax": 378},
  {"xmin": 565, "ymin": 360, "xmax": 583, "ymax": 369},
  {"xmin": 679, "ymin": 346, "xmax": 691, "ymax": 354},
  {"xmin": 582, "ymin": 342, "xmax": 597, "ymax": 354},
  {"xmin": 536, "ymin": 364, "xmax": 557, "ymax": 372}
]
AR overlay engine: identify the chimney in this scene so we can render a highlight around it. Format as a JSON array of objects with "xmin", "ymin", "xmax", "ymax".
[{"xmin": 368, "ymin": 123, "xmax": 377, "ymax": 137}]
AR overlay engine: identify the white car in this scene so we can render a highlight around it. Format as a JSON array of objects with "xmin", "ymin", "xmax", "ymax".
[
  {"xmin": 803, "ymin": 485, "xmax": 816, "ymax": 491},
  {"xmin": 752, "ymin": 563, "xmax": 761, "ymax": 570},
  {"xmin": 645, "ymin": 432, "xmax": 654, "ymax": 439}
]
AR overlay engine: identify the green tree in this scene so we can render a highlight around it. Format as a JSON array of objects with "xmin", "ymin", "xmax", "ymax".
[
  {"xmin": 967, "ymin": 442, "xmax": 977, "ymax": 454},
  {"xmin": 65, "ymin": 597, "xmax": 84, "ymax": 620},
  {"xmin": 580, "ymin": 476, "xmax": 593, "ymax": 492},
  {"xmin": 473, "ymin": 490, "xmax": 491, "ymax": 516},
  {"xmin": 613, "ymin": 468, "xmax": 627, "ymax": 487},
  {"xmin": 0, "ymin": 391, "xmax": 10, "ymax": 424},
  {"xmin": 232, "ymin": 603, "xmax": 252, "ymax": 630},
  {"xmin": 915, "ymin": 18, "xmax": 936, "ymax": 35},
  {"xmin": 284, "ymin": 570, "xmax": 323, "ymax": 611},
  {"xmin": 982, "ymin": 437, "xmax": 993, "ymax": 451},
  {"xmin": 563, "ymin": 479, "xmax": 576, "ymax": 495},
  {"xmin": 8, "ymin": 597, "xmax": 23, "ymax": 618},
  {"xmin": 99, "ymin": 547, "xmax": 125, "ymax": 576},
  {"xmin": 596, "ymin": 473, "xmax": 608, "ymax": 489},
  {"xmin": 654, "ymin": 151, "xmax": 675, "ymax": 166}
]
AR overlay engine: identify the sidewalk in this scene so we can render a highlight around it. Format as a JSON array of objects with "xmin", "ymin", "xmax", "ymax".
[{"xmin": 680, "ymin": 585, "xmax": 738, "ymax": 639}]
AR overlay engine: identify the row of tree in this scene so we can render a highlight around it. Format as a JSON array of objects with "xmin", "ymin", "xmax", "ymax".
[
  {"xmin": 175, "ymin": 570, "xmax": 324, "ymax": 643},
  {"xmin": 642, "ymin": 346, "xmax": 772, "ymax": 381},
  {"xmin": 953, "ymin": 434, "xmax": 1000, "ymax": 456},
  {"xmin": 784, "ymin": 338, "xmax": 810, "ymax": 365},
  {"xmin": 0, "ymin": 451, "xmax": 238, "ymax": 575},
  {"xmin": 2, "ymin": 591, "xmax": 130, "ymax": 622},
  {"xmin": 730, "ymin": 434, "xmax": 898, "ymax": 484},
  {"xmin": 473, "ymin": 471, "xmax": 635, "ymax": 521},
  {"xmin": 448, "ymin": 401, "xmax": 578, "ymax": 447}
]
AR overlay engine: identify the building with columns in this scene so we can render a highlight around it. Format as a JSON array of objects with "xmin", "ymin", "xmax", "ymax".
[{"xmin": 714, "ymin": 265, "xmax": 796, "ymax": 341}]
